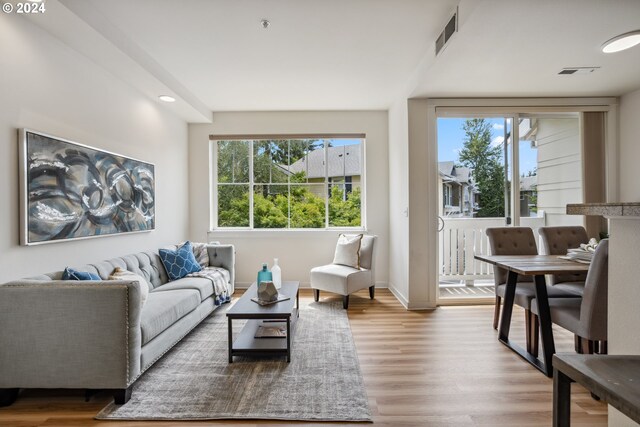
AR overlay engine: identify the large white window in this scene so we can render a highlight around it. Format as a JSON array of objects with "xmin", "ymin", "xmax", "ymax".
[{"xmin": 213, "ymin": 137, "xmax": 364, "ymax": 229}]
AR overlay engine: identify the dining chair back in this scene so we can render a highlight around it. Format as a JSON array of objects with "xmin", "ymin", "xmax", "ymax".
[
  {"xmin": 538, "ymin": 226, "xmax": 589, "ymax": 286},
  {"xmin": 579, "ymin": 239, "xmax": 609, "ymax": 341},
  {"xmin": 486, "ymin": 227, "xmax": 538, "ymax": 286}
]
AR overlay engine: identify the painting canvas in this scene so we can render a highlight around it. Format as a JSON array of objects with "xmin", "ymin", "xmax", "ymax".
[{"xmin": 20, "ymin": 130, "xmax": 155, "ymax": 245}]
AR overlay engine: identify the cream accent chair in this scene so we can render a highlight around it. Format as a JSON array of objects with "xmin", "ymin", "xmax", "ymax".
[{"xmin": 310, "ymin": 234, "xmax": 377, "ymax": 309}]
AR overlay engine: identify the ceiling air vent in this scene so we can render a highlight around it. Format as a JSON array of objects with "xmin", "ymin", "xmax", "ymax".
[
  {"xmin": 558, "ymin": 67, "xmax": 600, "ymax": 75},
  {"xmin": 435, "ymin": 7, "xmax": 458, "ymax": 56}
]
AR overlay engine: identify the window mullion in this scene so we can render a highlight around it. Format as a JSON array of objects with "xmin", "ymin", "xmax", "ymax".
[
  {"xmin": 249, "ymin": 140, "xmax": 254, "ymax": 229},
  {"xmin": 324, "ymin": 140, "xmax": 329, "ymax": 229}
]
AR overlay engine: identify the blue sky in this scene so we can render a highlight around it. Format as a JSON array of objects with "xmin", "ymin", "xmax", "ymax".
[{"xmin": 437, "ymin": 118, "xmax": 537, "ymax": 176}]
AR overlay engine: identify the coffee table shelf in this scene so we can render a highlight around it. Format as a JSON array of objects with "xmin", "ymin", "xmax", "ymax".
[{"xmin": 226, "ymin": 281, "xmax": 299, "ymax": 363}]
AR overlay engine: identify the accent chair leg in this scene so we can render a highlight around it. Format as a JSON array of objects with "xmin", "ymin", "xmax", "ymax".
[
  {"xmin": 113, "ymin": 387, "xmax": 132, "ymax": 405},
  {"xmin": 343, "ymin": 295, "xmax": 349, "ymax": 309},
  {"xmin": 313, "ymin": 289, "xmax": 320, "ymax": 302},
  {"xmin": 0, "ymin": 388, "xmax": 19, "ymax": 407},
  {"xmin": 369, "ymin": 285, "xmax": 375, "ymax": 300},
  {"xmin": 493, "ymin": 296, "xmax": 501, "ymax": 330}
]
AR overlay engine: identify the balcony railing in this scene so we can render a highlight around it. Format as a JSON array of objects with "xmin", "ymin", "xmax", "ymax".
[{"xmin": 439, "ymin": 214, "xmax": 546, "ymax": 286}]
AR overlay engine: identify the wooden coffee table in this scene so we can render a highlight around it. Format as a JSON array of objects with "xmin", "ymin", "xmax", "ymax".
[{"xmin": 226, "ymin": 281, "xmax": 299, "ymax": 363}]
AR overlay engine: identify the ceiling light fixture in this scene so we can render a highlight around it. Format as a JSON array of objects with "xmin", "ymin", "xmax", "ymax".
[
  {"xmin": 158, "ymin": 95, "xmax": 176, "ymax": 103},
  {"xmin": 602, "ymin": 30, "xmax": 640, "ymax": 53},
  {"xmin": 260, "ymin": 19, "xmax": 270, "ymax": 29}
]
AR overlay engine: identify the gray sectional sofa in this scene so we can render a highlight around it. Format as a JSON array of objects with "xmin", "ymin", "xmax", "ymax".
[{"xmin": 0, "ymin": 243, "xmax": 234, "ymax": 406}]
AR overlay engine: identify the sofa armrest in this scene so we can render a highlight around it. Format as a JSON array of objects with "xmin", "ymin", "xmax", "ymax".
[
  {"xmin": 206, "ymin": 243, "xmax": 235, "ymax": 294},
  {"xmin": 0, "ymin": 279, "xmax": 143, "ymax": 389}
]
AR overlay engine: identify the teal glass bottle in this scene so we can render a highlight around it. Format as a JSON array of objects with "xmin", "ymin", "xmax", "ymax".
[{"xmin": 257, "ymin": 263, "xmax": 272, "ymax": 284}]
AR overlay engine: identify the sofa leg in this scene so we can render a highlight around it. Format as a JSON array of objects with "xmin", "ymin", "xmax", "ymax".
[
  {"xmin": 313, "ymin": 289, "xmax": 320, "ymax": 302},
  {"xmin": 0, "ymin": 388, "xmax": 19, "ymax": 407},
  {"xmin": 343, "ymin": 295, "xmax": 349, "ymax": 309},
  {"xmin": 369, "ymin": 285, "xmax": 375, "ymax": 300},
  {"xmin": 112, "ymin": 387, "xmax": 132, "ymax": 405}
]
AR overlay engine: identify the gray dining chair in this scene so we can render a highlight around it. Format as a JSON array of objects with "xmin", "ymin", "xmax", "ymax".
[
  {"xmin": 538, "ymin": 226, "xmax": 589, "ymax": 296},
  {"xmin": 531, "ymin": 238, "xmax": 609, "ymax": 355},
  {"xmin": 486, "ymin": 227, "xmax": 580, "ymax": 356}
]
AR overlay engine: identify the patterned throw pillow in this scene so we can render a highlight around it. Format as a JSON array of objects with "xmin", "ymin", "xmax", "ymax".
[
  {"xmin": 159, "ymin": 241, "xmax": 202, "ymax": 281},
  {"xmin": 109, "ymin": 267, "xmax": 150, "ymax": 307},
  {"xmin": 190, "ymin": 242, "xmax": 210, "ymax": 268},
  {"xmin": 332, "ymin": 234, "xmax": 363, "ymax": 269},
  {"xmin": 62, "ymin": 267, "xmax": 100, "ymax": 281}
]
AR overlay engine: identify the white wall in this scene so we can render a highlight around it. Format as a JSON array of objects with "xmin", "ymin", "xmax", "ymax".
[
  {"xmin": 188, "ymin": 111, "xmax": 389, "ymax": 288},
  {"xmin": 387, "ymin": 99, "xmax": 410, "ymax": 306},
  {"xmin": 609, "ymin": 87, "xmax": 640, "ymax": 427},
  {"xmin": 619, "ymin": 88, "xmax": 640, "ymax": 202},
  {"xmin": 0, "ymin": 14, "xmax": 189, "ymax": 282}
]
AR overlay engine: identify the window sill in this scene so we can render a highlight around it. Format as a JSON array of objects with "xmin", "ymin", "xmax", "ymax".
[{"xmin": 208, "ymin": 228, "xmax": 368, "ymax": 237}]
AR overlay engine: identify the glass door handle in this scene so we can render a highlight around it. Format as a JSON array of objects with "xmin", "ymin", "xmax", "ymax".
[{"xmin": 437, "ymin": 216, "xmax": 445, "ymax": 232}]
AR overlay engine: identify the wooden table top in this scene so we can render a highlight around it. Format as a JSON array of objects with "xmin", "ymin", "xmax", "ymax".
[{"xmin": 474, "ymin": 254, "xmax": 590, "ymax": 276}]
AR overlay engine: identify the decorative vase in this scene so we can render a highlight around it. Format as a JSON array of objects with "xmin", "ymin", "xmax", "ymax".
[
  {"xmin": 257, "ymin": 263, "xmax": 272, "ymax": 286},
  {"xmin": 272, "ymin": 258, "xmax": 282, "ymax": 289}
]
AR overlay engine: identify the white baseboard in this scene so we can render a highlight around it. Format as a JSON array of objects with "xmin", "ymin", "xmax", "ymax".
[{"xmin": 388, "ymin": 282, "xmax": 408, "ymax": 309}]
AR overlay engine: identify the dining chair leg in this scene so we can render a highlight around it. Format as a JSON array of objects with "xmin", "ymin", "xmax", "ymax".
[
  {"xmin": 493, "ymin": 296, "xmax": 501, "ymax": 330},
  {"xmin": 598, "ymin": 341, "xmax": 608, "ymax": 355},
  {"xmin": 575, "ymin": 335, "xmax": 582, "ymax": 353},
  {"xmin": 530, "ymin": 312, "xmax": 539, "ymax": 358},
  {"xmin": 525, "ymin": 310, "xmax": 532, "ymax": 354}
]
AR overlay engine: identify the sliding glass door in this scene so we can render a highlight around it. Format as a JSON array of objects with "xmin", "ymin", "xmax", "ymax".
[{"xmin": 436, "ymin": 113, "xmax": 583, "ymax": 304}]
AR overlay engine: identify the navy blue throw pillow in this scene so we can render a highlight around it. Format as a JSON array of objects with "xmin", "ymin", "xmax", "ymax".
[
  {"xmin": 159, "ymin": 241, "xmax": 202, "ymax": 281},
  {"xmin": 62, "ymin": 267, "xmax": 101, "ymax": 281}
]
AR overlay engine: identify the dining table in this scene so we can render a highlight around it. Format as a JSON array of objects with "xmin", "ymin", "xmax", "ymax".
[{"xmin": 474, "ymin": 254, "xmax": 591, "ymax": 377}]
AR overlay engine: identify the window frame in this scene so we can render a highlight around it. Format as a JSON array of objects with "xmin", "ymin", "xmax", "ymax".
[{"xmin": 210, "ymin": 135, "xmax": 366, "ymax": 232}]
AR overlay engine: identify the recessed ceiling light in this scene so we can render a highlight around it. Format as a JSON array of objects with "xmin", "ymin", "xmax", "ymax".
[
  {"xmin": 158, "ymin": 95, "xmax": 176, "ymax": 103},
  {"xmin": 260, "ymin": 19, "xmax": 270, "ymax": 29},
  {"xmin": 602, "ymin": 30, "xmax": 640, "ymax": 53}
]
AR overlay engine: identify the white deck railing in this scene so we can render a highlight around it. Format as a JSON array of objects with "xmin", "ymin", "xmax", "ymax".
[{"xmin": 439, "ymin": 215, "xmax": 546, "ymax": 285}]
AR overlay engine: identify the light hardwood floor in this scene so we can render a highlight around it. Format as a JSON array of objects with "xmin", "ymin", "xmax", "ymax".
[{"xmin": 0, "ymin": 289, "xmax": 607, "ymax": 427}]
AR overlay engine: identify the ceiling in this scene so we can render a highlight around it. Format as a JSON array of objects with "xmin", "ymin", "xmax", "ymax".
[{"xmin": 31, "ymin": 0, "xmax": 640, "ymax": 119}]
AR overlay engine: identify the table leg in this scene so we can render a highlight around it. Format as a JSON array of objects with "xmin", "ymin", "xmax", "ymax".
[
  {"xmin": 553, "ymin": 368, "xmax": 573, "ymax": 427},
  {"xmin": 296, "ymin": 289, "xmax": 299, "ymax": 318},
  {"xmin": 498, "ymin": 270, "xmax": 518, "ymax": 341},
  {"xmin": 228, "ymin": 318, "xmax": 233, "ymax": 363},
  {"xmin": 286, "ymin": 317, "xmax": 291, "ymax": 363},
  {"xmin": 535, "ymin": 274, "xmax": 556, "ymax": 377}
]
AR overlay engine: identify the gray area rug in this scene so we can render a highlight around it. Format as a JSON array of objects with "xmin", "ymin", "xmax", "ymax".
[{"xmin": 96, "ymin": 300, "xmax": 372, "ymax": 422}]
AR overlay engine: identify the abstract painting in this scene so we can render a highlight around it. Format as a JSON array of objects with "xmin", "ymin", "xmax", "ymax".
[{"xmin": 20, "ymin": 130, "xmax": 155, "ymax": 245}]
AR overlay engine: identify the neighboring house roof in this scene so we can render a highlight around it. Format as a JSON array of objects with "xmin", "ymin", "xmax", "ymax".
[
  {"xmin": 438, "ymin": 161, "xmax": 455, "ymax": 177},
  {"xmin": 287, "ymin": 143, "xmax": 361, "ymax": 179},
  {"xmin": 520, "ymin": 175, "xmax": 537, "ymax": 192},
  {"xmin": 438, "ymin": 161, "xmax": 475, "ymax": 188}
]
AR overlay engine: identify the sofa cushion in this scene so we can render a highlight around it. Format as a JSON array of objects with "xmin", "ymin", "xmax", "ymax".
[
  {"xmin": 140, "ymin": 289, "xmax": 201, "ymax": 345},
  {"xmin": 159, "ymin": 241, "xmax": 202, "ymax": 281},
  {"xmin": 62, "ymin": 268, "xmax": 100, "ymax": 281},
  {"xmin": 152, "ymin": 277, "xmax": 214, "ymax": 302},
  {"xmin": 310, "ymin": 264, "xmax": 372, "ymax": 295}
]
